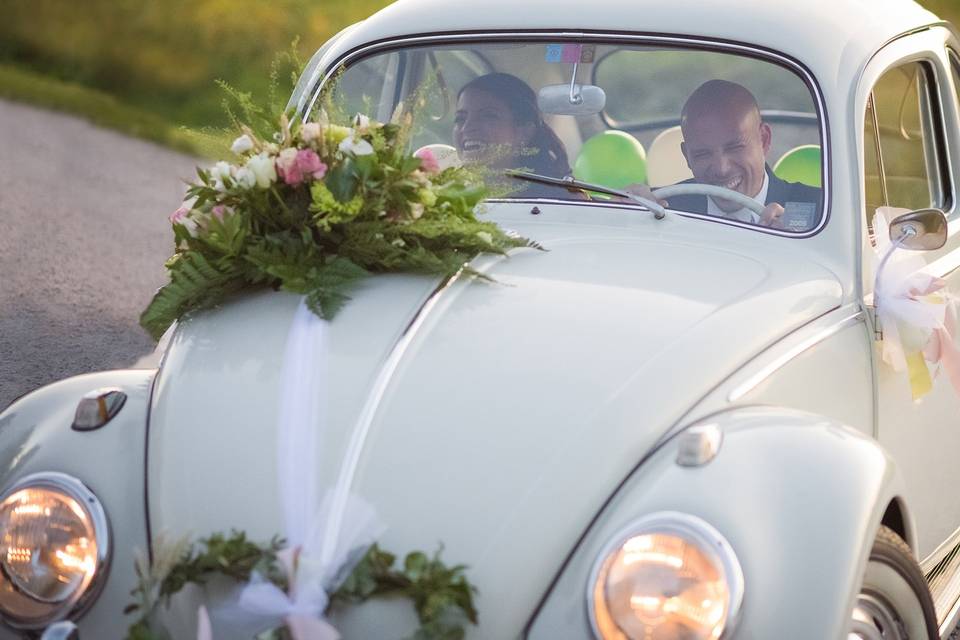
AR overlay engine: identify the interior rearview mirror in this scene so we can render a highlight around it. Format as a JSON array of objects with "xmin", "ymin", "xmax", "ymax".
[
  {"xmin": 889, "ymin": 208, "xmax": 948, "ymax": 251},
  {"xmin": 537, "ymin": 84, "xmax": 606, "ymax": 116}
]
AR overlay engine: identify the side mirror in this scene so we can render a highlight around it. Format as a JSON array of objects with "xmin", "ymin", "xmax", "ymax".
[
  {"xmin": 537, "ymin": 83, "xmax": 606, "ymax": 116},
  {"xmin": 889, "ymin": 208, "xmax": 948, "ymax": 251}
]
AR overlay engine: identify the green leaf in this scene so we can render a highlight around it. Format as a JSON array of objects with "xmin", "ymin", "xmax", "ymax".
[
  {"xmin": 404, "ymin": 552, "xmax": 428, "ymax": 581},
  {"xmin": 325, "ymin": 158, "xmax": 359, "ymax": 202},
  {"xmin": 139, "ymin": 252, "xmax": 245, "ymax": 340},
  {"xmin": 302, "ymin": 256, "xmax": 370, "ymax": 320}
]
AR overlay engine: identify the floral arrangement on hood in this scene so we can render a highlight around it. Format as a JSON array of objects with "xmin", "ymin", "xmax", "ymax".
[{"xmin": 140, "ymin": 110, "xmax": 539, "ymax": 340}]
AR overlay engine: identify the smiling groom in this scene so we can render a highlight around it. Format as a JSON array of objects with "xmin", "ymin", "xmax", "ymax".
[{"xmin": 666, "ymin": 79, "xmax": 822, "ymax": 228}]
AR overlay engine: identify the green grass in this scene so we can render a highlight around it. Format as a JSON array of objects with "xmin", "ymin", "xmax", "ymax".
[{"xmin": 0, "ymin": 63, "xmax": 228, "ymax": 158}]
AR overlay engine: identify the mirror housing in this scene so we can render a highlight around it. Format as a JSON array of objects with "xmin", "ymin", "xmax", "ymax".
[
  {"xmin": 889, "ymin": 208, "xmax": 948, "ymax": 251},
  {"xmin": 537, "ymin": 84, "xmax": 606, "ymax": 116}
]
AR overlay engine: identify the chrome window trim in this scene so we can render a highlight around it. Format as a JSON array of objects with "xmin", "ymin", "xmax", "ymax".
[
  {"xmin": 585, "ymin": 510, "xmax": 744, "ymax": 640},
  {"xmin": 0, "ymin": 472, "xmax": 111, "ymax": 630},
  {"xmin": 303, "ymin": 31, "xmax": 831, "ymax": 239}
]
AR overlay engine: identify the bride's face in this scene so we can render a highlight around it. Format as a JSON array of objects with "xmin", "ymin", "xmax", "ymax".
[{"xmin": 453, "ymin": 88, "xmax": 532, "ymax": 167}]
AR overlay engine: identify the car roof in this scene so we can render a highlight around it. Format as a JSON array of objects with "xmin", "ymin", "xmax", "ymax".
[{"xmin": 328, "ymin": 0, "xmax": 942, "ymax": 89}]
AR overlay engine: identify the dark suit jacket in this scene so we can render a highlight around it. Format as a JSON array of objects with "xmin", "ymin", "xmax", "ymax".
[{"xmin": 666, "ymin": 167, "xmax": 823, "ymax": 223}]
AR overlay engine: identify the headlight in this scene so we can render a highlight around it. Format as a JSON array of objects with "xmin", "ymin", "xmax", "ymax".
[
  {"xmin": 588, "ymin": 512, "xmax": 743, "ymax": 640},
  {"xmin": 0, "ymin": 473, "xmax": 110, "ymax": 629}
]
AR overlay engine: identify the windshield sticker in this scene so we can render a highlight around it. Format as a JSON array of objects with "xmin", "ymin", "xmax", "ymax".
[
  {"xmin": 782, "ymin": 201, "xmax": 817, "ymax": 232},
  {"xmin": 546, "ymin": 44, "xmax": 593, "ymax": 63}
]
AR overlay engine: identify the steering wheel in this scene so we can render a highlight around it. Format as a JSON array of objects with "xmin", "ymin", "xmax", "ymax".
[{"xmin": 652, "ymin": 183, "xmax": 767, "ymax": 216}]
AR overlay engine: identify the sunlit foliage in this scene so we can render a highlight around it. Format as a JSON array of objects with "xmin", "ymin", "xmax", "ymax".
[{"xmin": 0, "ymin": 0, "xmax": 393, "ymax": 128}]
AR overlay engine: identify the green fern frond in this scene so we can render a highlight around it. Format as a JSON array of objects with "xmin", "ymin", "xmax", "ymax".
[
  {"xmin": 140, "ymin": 252, "xmax": 245, "ymax": 340},
  {"xmin": 302, "ymin": 257, "xmax": 370, "ymax": 320}
]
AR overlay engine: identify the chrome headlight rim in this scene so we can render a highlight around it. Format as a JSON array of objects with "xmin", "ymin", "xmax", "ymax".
[
  {"xmin": 586, "ymin": 510, "xmax": 744, "ymax": 640},
  {"xmin": 0, "ymin": 472, "xmax": 111, "ymax": 630}
]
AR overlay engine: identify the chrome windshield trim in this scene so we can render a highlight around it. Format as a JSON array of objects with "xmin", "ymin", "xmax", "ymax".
[
  {"xmin": 727, "ymin": 309, "xmax": 864, "ymax": 402},
  {"xmin": 304, "ymin": 30, "xmax": 831, "ymax": 239}
]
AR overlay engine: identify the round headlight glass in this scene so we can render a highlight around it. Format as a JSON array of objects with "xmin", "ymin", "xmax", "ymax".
[
  {"xmin": 588, "ymin": 512, "xmax": 743, "ymax": 640},
  {"xmin": 0, "ymin": 473, "xmax": 109, "ymax": 629}
]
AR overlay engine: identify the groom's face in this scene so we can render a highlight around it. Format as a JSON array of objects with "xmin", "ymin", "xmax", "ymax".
[{"xmin": 681, "ymin": 102, "xmax": 772, "ymax": 212}]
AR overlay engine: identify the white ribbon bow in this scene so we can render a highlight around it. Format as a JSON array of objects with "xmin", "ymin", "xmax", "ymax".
[
  {"xmin": 873, "ymin": 207, "xmax": 960, "ymax": 398},
  {"xmin": 202, "ymin": 300, "xmax": 384, "ymax": 639}
]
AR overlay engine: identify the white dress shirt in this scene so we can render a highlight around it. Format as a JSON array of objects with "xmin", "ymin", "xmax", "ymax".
[{"xmin": 707, "ymin": 172, "xmax": 769, "ymax": 223}]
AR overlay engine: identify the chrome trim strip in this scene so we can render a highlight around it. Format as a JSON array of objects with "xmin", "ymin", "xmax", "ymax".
[
  {"xmin": 320, "ymin": 259, "xmax": 501, "ymax": 559},
  {"xmin": 923, "ymin": 524, "xmax": 960, "ymax": 571},
  {"xmin": 305, "ymin": 30, "xmax": 831, "ymax": 239},
  {"xmin": 939, "ymin": 592, "xmax": 960, "ymax": 638},
  {"xmin": 0, "ymin": 472, "xmax": 111, "ymax": 630},
  {"xmin": 727, "ymin": 310, "xmax": 864, "ymax": 402},
  {"xmin": 585, "ymin": 511, "xmax": 744, "ymax": 639}
]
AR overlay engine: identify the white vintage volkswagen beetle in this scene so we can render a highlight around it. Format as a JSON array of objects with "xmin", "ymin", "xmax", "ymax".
[{"xmin": 5, "ymin": 0, "xmax": 960, "ymax": 638}]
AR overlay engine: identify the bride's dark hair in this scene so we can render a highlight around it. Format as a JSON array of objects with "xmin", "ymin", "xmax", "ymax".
[{"xmin": 458, "ymin": 73, "xmax": 570, "ymax": 176}]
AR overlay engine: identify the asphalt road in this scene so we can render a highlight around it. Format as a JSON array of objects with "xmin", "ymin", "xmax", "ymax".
[{"xmin": 0, "ymin": 98, "xmax": 197, "ymax": 410}]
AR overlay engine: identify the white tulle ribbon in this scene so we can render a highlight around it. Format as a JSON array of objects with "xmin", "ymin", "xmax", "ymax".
[
  {"xmin": 203, "ymin": 299, "xmax": 384, "ymax": 639},
  {"xmin": 873, "ymin": 207, "xmax": 960, "ymax": 399}
]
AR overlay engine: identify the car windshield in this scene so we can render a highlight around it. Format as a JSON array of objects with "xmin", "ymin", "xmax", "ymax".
[{"xmin": 310, "ymin": 39, "xmax": 825, "ymax": 233}]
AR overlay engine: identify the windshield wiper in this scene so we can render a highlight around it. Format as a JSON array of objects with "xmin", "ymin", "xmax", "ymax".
[{"xmin": 504, "ymin": 169, "xmax": 667, "ymax": 219}]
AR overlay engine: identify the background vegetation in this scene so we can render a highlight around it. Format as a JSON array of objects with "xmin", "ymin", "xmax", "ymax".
[
  {"xmin": 0, "ymin": 0, "xmax": 955, "ymax": 154},
  {"xmin": 0, "ymin": 0, "xmax": 393, "ymax": 153}
]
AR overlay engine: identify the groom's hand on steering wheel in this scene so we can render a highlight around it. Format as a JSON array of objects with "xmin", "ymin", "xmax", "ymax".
[
  {"xmin": 761, "ymin": 203, "xmax": 785, "ymax": 229},
  {"xmin": 622, "ymin": 183, "xmax": 669, "ymax": 208}
]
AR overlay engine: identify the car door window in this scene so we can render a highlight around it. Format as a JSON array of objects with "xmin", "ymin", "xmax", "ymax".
[{"xmin": 863, "ymin": 61, "xmax": 948, "ymax": 238}]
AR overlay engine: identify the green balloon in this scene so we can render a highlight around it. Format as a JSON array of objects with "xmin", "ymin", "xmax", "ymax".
[
  {"xmin": 573, "ymin": 131, "xmax": 647, "ymax": 188},
  {"xmin": 773, "ymin": 145, "xmax": 822, "ymax": 187}
]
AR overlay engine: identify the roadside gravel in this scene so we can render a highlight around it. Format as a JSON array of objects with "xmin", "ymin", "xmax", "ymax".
[{"xmin": 0, "ymin": 98, "xmax": 197, "ymax": 409}]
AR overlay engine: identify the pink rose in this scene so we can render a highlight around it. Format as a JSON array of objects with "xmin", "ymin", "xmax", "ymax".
[
  {"xmin": 169, "ymin": 205, "xmax": 190, "ymax": 224},
  {"xmin": 211, "ymin": 204, "xmax": 231, "ymax": 220},
  {"xmin": 295, "ymin": 149, "xmax": 327, "ymax": 180},
  {"xmin": 275, "ymin": 148, "xmax": 303, "ymax": 186},
  {"xmin": 414, "ymin": 148, "xmax": 440, "ymax": 174},
  {"xmin": 169, "ymin": 204, "xmax": 198, "ymax": 236}
]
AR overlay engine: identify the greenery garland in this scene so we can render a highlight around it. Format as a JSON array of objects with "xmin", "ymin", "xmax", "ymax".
[
  {"xmin": 126, "ymin": 531, "xmax": 477, "ymax": 639},
  {"xmin": 139, "ymin": 105, "xmax": 540, "ymax": 340}
]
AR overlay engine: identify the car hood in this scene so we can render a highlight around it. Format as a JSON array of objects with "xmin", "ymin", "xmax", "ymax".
[{"xmin": 147, "ymin": 205, "xmax": 842, "ymax": 636}]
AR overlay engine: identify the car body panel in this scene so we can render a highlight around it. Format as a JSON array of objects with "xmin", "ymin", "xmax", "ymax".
[
  {"xmin": 147, "ymin": 204, "xmax": 842, "ymax": 638},
  {"xmin": 7, "ymin": 2, "xmax": 960, "ymax": 638},
  {"xmin": 528, "ymin": 407, "xmax": 905, "ymax": 640},
  {"xmin": 0, "ymin": 370, "xmax": 154, "ymax": 639}
]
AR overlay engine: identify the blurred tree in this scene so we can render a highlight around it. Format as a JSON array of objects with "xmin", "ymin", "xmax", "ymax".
[
  {"xmin": 0, "ymin": 0, "xmax": 956, "ymax": 129},
  {"xmin": 0, "ymin": 0, "xmax": 393, "ymax": 127}
]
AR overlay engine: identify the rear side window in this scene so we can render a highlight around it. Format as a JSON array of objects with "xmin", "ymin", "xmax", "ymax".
[{"xmin": 864, "ymin": 61, "xmax": 948, "ymax": 237}]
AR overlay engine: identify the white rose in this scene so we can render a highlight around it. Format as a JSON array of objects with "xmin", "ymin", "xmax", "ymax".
[
  {"xmin": 353, "ymin": 113, "xmax": 371, "ymax": 132},
  {"xmin": 231, "ymin": 134, "xmax": 254, "ymax": 155},
  {"xmin": 180, "ymin": 217, "xmax": 199, "ymax": 237},
  {"xmin": 234, "ymin": 166, "xmax": 257, "ymax": 189},
  {"xmin": 246, "ymin": 153, "xmax": 277, "ymax": 188},
  {"xmin": 300, "ymin": 122, "xmax": 322, "ymax": 142},
  {"xmin": 209, "ymin": 161, "xmax": 232, "ymax": 191},
  {"xmin": 338, "ymin": 136, "xmax": 374, "ymax": 156},
  {"xmin": 211, "ymin": 161, "xmax": 232, "ymax": 180}
]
